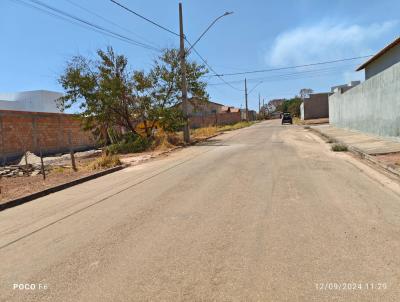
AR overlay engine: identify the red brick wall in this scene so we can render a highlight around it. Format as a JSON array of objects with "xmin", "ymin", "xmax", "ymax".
[
  {"xmin": 189, "ymin": 112, "xmax": 241, "ymax": 128},
  {"xmin": 0, "ymin": 110, "xmax": 95, "ymax": 162}
]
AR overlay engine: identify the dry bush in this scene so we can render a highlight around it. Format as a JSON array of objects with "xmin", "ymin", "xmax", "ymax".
[
  {"xmin": 86, "ymin": 154, "xmax": 121, "ymax": 170},
  {"xmin": 191, "ymin": 126, "xmax": 217, "ymax": 139},
  {"xmin": 166, "ymin": 132, "xmax": 184, "ymax": 146},
  {"xmin": 153, "ymin": 132, "xmax": 175, "ymax": 150},
  {"xmin": 51, "ymin": 166, "xmax": 68, "ymax": 173},
  {"xmin": 152, "ymin": 132, "xmax": 183, "ymax": 150},
  {"xmin": 218, "ymin": 121, "xmax": 254, "ymax": 132},
  {"xmin": 293, "ymin": 117, "xmax": 304, "ymax": 125}
]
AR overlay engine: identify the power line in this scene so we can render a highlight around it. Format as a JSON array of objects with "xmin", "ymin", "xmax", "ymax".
[
  {"xmin": 209, "ymin": 71, "xmax": 350, "ymax": 89},
  {"xmin": 108, "ymin": 0, "xmax": 243, "ymax": 93},
  {"xmin": 247, "ymin": 81, "xmax": 263, "ymax": 94},
  {"xmin": 13, "ymin": 0, "xmax": 99, "ymax": 34},
  {"xmin": 191, "ymin": 48, "xmax": 244, "ymax": 91},
  {"xmin": 204, "ymin": 55, "xmax": 373, "ymax": 77},
  {"xmin": 207, "ymin": 64, "xmax": 357, "ymax": 86},
  {"xmin": 185, "ymin": 39, "xmax": 244, "ymax": 91},
  {"xmin": 65, "ymin": 0, "xmax": 160, "ymax": 49},
  {"xmin": 16, "ymin": 0, "xmax": 161, "ymax": 52},
  {"xmin": 108, "ymin": 0, "xmax": 242, "ymax": 92},
  {"xmin": 109, "ymin": 0, "xmax": 179, "ymax": 37}
]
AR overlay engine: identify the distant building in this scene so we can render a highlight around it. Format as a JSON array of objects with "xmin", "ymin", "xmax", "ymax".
[
  {"xmin": 267, "ymin": 99, "xmax": 285, "ymax": 112},
  {"xmin": 356, "ymin": 36, "xmax": 400, "ymax": 79},
  {"xmin": 300, "ymin": 92, "xmax": 331, "ymax": 120},
  {"xmin": 180, "ymin": 98, "xmax": 224, "ymax": 116},
  {"xmin": 330, "ymin": 81, "xmax": 360, "ymax": 93},
  {"xmin": 176, "ymin": 98, "xmax": 242, "ymax": 128},
  {"xmin": 220, "ymin": 106, "xmax": 240, "ymax": 113},
  {"xmin": 329, "ymin": 36, "xmax": 400, "ymax": 138},
  {"xmin": 240, "ymin": 109, "xmax": 257, "ymax": 121},
  {"xmin": 0, "ymin": 90, "xmax": 63, "ymax": 113}
]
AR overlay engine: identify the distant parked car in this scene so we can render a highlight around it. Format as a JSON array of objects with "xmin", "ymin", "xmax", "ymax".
[{"xmin": 281, "ymin": 112, "xmax": 293, "ymax": 125}]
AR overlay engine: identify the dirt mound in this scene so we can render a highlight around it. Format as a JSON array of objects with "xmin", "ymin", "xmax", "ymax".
[{"xmin": 18, "ymin": 151, "xmax": 41, "ymax": 165}]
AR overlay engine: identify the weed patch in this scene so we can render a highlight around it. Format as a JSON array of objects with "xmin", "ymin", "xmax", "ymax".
[
  {"xmin": 331, "ymin": 143, "xmax": 348, "ymax": 152},
  {"xmin": 218, "ymin": 121, "xmax": 255, "ymax": 132},
  {"xmin": 107, "ymin": 133, "xmax": 150, "ymax": 154},
  {"xmin": 191, "ymin": 126, "xmax": 217, "ymax": 138},
  {"xmin": 86, "ymin": 154, "xmax": 121, "ymax": 170}
]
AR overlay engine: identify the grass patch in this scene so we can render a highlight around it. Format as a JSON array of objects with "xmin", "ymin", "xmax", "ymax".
[
  {"xmin": 107, "ymin": 133, "xmax": 150, "ymax": 154},
  {"xmin": 152, "ymin": 131, "xmax": 183, "ymax": 150},
  {"xmin": 51, "ymin": 166, "xmax": 69, "ymax": 173},
  {"xmin": 191, "ymin": 126, "xmax": 217, "ymax": 139},
  {"xmin": 86, "ymin": 154, "xmax": 121, "ymax": 170},
  {"xmin": 331, "ymin": 143, "xmax": 348, "ymax": 152},
  {"xmin": 293, "ymin": 117, "xmax": 304, "ymax": 125},
  {"xmin": 218, "ymin": 121, "xmax": 255, "ymax": 132}
]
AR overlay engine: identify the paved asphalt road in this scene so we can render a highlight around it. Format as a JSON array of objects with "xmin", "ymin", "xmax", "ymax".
[{"xmin": 1, "ymin": 120, "xmax": 400, "ymax": 301}]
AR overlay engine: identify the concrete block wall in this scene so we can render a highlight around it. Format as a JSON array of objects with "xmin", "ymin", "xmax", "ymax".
[
  {"xmin": 0, "ymin": 110, "xmax": 95, "ymax": 163},
  {"xmin": 303, "ymin": 93, "xmax": 330, "ymax": 120},
  {"xmin": 189, "ymin": 112, "xmax": 241, "ymax": 128},
  {"xmin": 329, "ymin": 61, "xmax": 400, "ymax": 139}
]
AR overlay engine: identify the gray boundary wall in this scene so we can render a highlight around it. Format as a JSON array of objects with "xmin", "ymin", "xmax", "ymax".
[{"xmin": 329, "ymin": 61, "xmax": 400, "ymax": 138}]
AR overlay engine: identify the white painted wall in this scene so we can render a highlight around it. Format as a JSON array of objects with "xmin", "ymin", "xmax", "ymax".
[
  {"xmin": 329, "ymin": 61, "xmax": 400, "ymax": 138},
  {"xmin": 0, "ymin": 90, "xmax": 63, "ymax": 113},
  {"xmin": 365, "ymin": 43, "xmax": 400, "ymax": 79},
  {"xmin": 300, "ymin": 102, "xmax": 304, "ymax": 120}
]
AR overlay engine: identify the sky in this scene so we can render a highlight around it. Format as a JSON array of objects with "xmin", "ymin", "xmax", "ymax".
[{"xmin": 1, "ymin": 0, "xmax": 399, "ymax": 111}]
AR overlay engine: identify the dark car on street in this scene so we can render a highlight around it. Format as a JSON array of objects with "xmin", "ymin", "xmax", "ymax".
[{"xmin": 281, "ymin": 112, "xmax": 293, "ymax": 125}]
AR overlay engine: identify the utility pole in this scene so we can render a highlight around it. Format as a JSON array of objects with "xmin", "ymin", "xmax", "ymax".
[
  {"xmin": 245, "ymin": 78, "xmax": 248, "ymax": 121},
  {"xmin": 263, "ymin": 98, "xmax": 265, "ymax": 118},
  {"xmin": 179, "ymin": 3, "xmax": 190, "ymax": 143},
  {"xmin": 258, "ymin": 93, "xmax": 261, "ymax": 116}
]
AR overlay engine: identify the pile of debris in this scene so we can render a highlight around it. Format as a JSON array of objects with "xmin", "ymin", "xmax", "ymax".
[
  {"xmin": 0, "ymin": 164, "xmax": 48, "ymax": 178},
  {"xmin": 1, "ymin": 149, "xmax": 103, "ymax": 178},
  {"xmin": 1, "ymin": 151, "xmax": 51, "ymax": 178}
]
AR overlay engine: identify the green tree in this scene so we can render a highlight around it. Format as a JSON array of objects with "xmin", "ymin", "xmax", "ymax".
[
  {"xmin": 299, "ymin": 88, "xmax": 313, "ymax": 99},
  {"xmin": 58, "ymin": 47, "xmax": 142, "ymax": 142},
  {"xmin": 58, "ymin": 47, "xmax": 209, "ymax": 141},
  {"xmin": 287, "ymin": 98, "xmax": 302, "ymax": 116},
  {"xmin": 142, "ymin": 48, "xmax": 209, "ymax": 136},
  {"xmin": 279, "ymin": 97, "xmax": 302, "ymax": 116}
]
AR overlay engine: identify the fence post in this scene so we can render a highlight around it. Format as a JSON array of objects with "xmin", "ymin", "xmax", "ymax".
[
  {"xmin": 0, "ymin": 114, "xmax": 4, "ymax": 166},
  {"xmin": 68, "ymin": 131, "xmax": 77, "ymax": 171},
  {"xmin": 39, "ymin": 148, "xmax": 46, "ymax": 181}
]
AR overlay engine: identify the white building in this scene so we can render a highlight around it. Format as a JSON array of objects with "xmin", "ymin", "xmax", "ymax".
[
  {"xmin": 329, "ymin": 36, "xmax": 400, "ymax": 138},
  {"xmin": 0, "ymin": 90, "xmax": 63, "ymax": 113},
  {"xmin": 330, "ymin": 81, "xmax": 360, "ymax": 93}
]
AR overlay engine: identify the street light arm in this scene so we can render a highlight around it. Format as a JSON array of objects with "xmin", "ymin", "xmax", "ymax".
[
  {"xmin": 248, "ymin": 80, "xmax": 264, "ymax": 95},
  {"xmin": 187, "ymin": 11, "xmax": 233, "ymax": 53}
]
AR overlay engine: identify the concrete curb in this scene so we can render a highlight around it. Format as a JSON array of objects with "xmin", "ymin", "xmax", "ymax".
[
  {"xmin": 0, "ymin": 128, "xmax": 243, "ymax": 212},
  {"xmin": 0, "ymin": 165, "xmax": 126, "ymax": 212},
  {"xmin": 0, "ymin": 132, "xmax": 224, "ymax": 212},
  {"xmin": 307, "ymin": 127, "xmax": 400, "ymax": 178}
]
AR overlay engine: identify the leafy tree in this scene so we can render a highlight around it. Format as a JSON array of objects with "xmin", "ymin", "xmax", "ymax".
[
  {"xmin": 158, "ymin": 107, "xmax": 185, "ymax": 132},
  {"xmin": 58, "ymin": 47, "xmax": 142, "ymax": 142},
  {"xmin": 287, "ymin": 98, "xmax": 302, "ymax": 116},
  {"xmin": 141, "ymin": 48, "xmax": 209, "ymax": 136},
  {"xmin": 58, "ymin": 47, "xmax": 209, "ymax": 142},
  {"xmin": 299, "ymin": 88, "xmax": 313, "ymax": 100},
  {"xmin": 279, "ymin": 97, "xmax": 302, "ymax": 116}
]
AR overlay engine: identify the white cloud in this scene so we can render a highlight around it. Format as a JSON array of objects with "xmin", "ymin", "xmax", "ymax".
[{"xmin": 266, "ymin": 20, "xmax": 398, "ymax": 67}]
